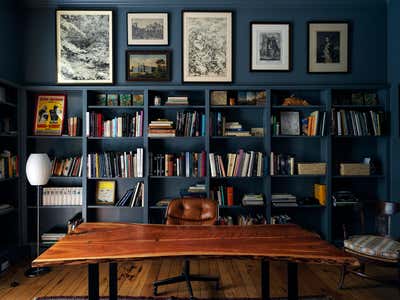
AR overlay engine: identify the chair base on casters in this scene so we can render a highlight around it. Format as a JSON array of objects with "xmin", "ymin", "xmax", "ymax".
[{"xmin": 153, "ymin": 260, "xmax": 219, "ymax": 299}]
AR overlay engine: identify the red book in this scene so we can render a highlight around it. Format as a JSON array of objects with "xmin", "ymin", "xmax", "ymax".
[{"xmin": 227, "ymin": 187, "xmax": 234, "ymax": 206}]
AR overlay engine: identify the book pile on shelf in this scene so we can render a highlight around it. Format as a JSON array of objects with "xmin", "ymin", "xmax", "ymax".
[
  {"xmin": 148, "ymin": 119, "xmax": 175, "ymax": 137},
  {"xmin": 42, "ymin": 187, "xmax": 83, "ymax": 206},
  {"xmin": 175, "ymin": 111, "xmax": 205, "ymax": 136},
  {"xmin": 331, "ymin": 109, "xmax": 386, "ymax": 136},
  {"xmin": 209, "ymin": 150, "xmax": 264, "ymax": 177},
  {"xmin": 87, "ymin": 149, "xmax": 144, "ymax": 178},
  {"xmin": 95, "ymin": 93, "xmax": 144, "ymax": 106},
  {"xmin": 242, "ymin": 194, "xmax": 264, "ymax": 206},
  {"xmin": 210, "ymin": 185, "xmax": 234, "ymax": 206},
  {"xmin": 272, "ymin": 194, "xmax": 298, "ymax": 207},
  {"xmin": 210, "ymin": 112, "xmax": 251, "ymax": 136},
  {"xmin": 67, "ymin": 116, "xmax": 81, "ymax": 136},
  {"xmin": 115, "ymin": 182, "xmax": 144, "ymax": 207},
  {"xmin": 41, "ymin": 227, "xmax": 66, "ymax": 246},
  {"xmin": 269, "ymin": 153, "xmax": 295, "ymax": 175},
  {"xmin": 51, "ymin": 156, "xmax": 83, "ymax": 177},
  {"xmin": 165, "ymin": 96, "xmax": 189, "ymax": 106},
  {"xmin": 0, "ymin": 150, "xmax": 18, "ymax": 179},
  {"xmin": 272, "ymin": 111, "xmax": 326, "ymax": 136},
  {"xmin": 86, "ymin": 111, "xmax": 143, "ymax": 137},
  {"xmin": 271, "ymin": 214, "xmax": 292, "ymax": 224},
  {"xmin": 180, "ymin": 183, "xmax": 207, "ymax": 198},
  {"xmin": 150, "ymin": 151, "xmax": 206, "ymax": 177}
]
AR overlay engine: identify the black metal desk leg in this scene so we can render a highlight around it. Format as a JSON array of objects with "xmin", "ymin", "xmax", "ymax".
[
  {"xmin": 88, "ymin": 264, "xmax": 99, "ymax": 300},
  {"xmin": 287, "ymin": 262, "xmax": 298, "ymax": 300},
  {"xmin": 109, "ymin": 263, "xmax": 118, "ymax": 300},
  {"xmin": 261, "ymin": 260, "xmax": 270, "ymax": 300}
]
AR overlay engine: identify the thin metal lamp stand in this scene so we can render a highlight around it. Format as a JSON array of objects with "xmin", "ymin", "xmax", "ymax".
[{"xmin": 25, "ymin": 186, "xmax": 51, "ymax": 277}]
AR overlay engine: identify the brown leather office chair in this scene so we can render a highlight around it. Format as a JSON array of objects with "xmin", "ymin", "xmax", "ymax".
[{"xmin": 153, "ymin": 198, "xmax": 220, "ymax": 298}]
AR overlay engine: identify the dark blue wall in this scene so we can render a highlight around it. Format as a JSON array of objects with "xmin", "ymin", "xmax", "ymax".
[{"xmin": 21, "ymin": 0, "xmax": 387, "ymax": 86}]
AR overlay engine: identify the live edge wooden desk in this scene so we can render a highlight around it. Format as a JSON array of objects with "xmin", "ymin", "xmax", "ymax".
[{"xmin": 32, "ymin": 223, "xmax": 358, "ymax": 300}]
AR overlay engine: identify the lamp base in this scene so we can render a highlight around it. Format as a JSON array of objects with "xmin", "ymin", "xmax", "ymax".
[{"xmin": 25, "ymin": 266, "xmax": 51, "ymax": 278}]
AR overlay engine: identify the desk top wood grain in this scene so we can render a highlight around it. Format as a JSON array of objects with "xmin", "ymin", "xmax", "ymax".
[{"xmin": 32, "ymin": 223, "xmax": 359, "ymax": 267}]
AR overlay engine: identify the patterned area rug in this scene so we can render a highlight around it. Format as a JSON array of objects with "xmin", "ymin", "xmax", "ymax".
[{"xmin": 35, "ymin": 296, "xmax": 331, "ymax": 300}]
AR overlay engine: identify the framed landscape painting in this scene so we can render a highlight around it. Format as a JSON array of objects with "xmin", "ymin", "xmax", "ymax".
[
  {"xmin": 126, "ymin": 50, "xmax": 170, "ymax": 81},
  {"xmin": 127, "ymin": 13, "xmax": 168, "ymax": 45},
  {"xmin": 182, "ymin": 11, "xmax": 232, "ymax": 83},
  {"xmin": 308, "ymin": 22, "xmax": 349, "ymax": 73},
  {"xmin": 250, "ymin": 22, "xmax": 291, "ymax": 71},
  {"xmin": 56, "ymin": 10, "xmax": 113, "ymax": 84}
]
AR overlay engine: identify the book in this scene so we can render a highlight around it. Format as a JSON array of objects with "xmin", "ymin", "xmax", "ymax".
[
  {"xmin": 119, "ymin": 94, "xmax": 132, "ymax": 106},
  {"xmin": 280, "ymin": 111, "xmax": 300, "ymax": 135},
  {"xmin": 151, "ymin": 151, "xmax": 206, "ymax": 177},
  {"xmin": 107, "ymin": 94, "xmax": 119, "ymax": 106},
  {"xmin": 314, "ymin": 184, "xmax": 327, "ymax": 206},
  {"xmin": 226, "ymin": 186, "xmax": 234, "ymax": 206}
]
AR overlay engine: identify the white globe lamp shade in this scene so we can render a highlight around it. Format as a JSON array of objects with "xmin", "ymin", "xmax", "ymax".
[{"xmin": 26, "ymin": 153, "xmax": 51, "ymax": 186}]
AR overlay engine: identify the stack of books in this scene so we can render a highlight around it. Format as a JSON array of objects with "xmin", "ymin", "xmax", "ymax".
[
  {"xmin": 41, "ymin": 227, "xmax": 66, "ymax": 246},
  {"xmin": 87, "ymin": 149, "xmax": 144, "ymax": 178},
  {"xmin": 150, "ymin": 151, "xmax": 206, "ymax": 177},
  {"xmin": 115, "ymin": 182, "xmax": 144, "ymax": 207},
  {"xmin": 209, "ymin": 150, "xmax": 264, "ymax": 177},
  {"xmin": 0, "ymin": 150, "xmax": 18, "ymax": 179},
  {"xmin": 86, "ymin": 111, "xmax": 143, "ymax": 137},
  {"xmin": 42, "ymin": 187, "xmax": 83, "ymax": 206},
  {"xmin": 210, "ymin": 112, "xmax": 251, "ymax": 136},
  {"xmin": 67, "ymin": 116, "xmax": 80, "ymax": 136},
  {"xmin": 175, "ymin": 111, "xmax": 205, "ymax": 136},
  {"xmin": 180, "ymin": 184, "xmax": 207, "ymax": 198},
  {"xmin": 332, "ymin": 109, "xmax": 386, "ymax": 136},
  {"xmin": 270, "ymin": 152, "xmax": 295, "ymax": 176},
  {"xmin": 165, "ymin": 96, "xmax": 189, "ymax": 106},
  {"xmin": 51, "ymin": 156, "xmax": 83, "ymax": 177},
  {"xmin": 224, "ymin": 122, "xmax": 251, "ymax": 136},
  {"xmin": 242, "ymin": 194, "xmax": 264, "ymax": 206},
  {"xmin": 271, "ymin": 194, "xmax": 298, "ymax": 207},
  {"xmin": 148, "ymin": 119, "xmax": 175, "ymax": 137}
]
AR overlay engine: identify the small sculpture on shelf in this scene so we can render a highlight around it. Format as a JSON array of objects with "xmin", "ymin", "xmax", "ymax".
[{"xmin": 282, "ymin": 94, "xmax": 310, "ymax": 106}]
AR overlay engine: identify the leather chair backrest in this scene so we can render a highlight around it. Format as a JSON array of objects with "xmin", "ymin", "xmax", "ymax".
[{"xmin": 166, "ymin": 198, "xmax": 218, "ymax": 225}]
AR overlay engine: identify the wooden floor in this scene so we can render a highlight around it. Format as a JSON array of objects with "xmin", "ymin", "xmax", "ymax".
[{"xmin": 0, "ymin": 259, "xmax": 398, "ymax": 300}]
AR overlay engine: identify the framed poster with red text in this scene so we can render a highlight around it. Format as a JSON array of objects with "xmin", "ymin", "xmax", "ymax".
[{"xmin": 33, "ymin": 94, "xmax": 66, "ymax": 136}]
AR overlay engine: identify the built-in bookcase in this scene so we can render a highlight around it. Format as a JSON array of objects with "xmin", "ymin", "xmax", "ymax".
[{"xmin": 20, "ymin": 85, "xmax": 390, "ymax": 245}]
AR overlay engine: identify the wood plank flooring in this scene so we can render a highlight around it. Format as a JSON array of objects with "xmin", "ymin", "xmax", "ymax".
[{"xmin": 0, "ymin": 259, "xmax": 398, "ymax": 300}]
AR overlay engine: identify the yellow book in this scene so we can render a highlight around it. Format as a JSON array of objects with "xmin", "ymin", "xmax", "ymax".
[{"xmin": 314, "ymin": 184, "xmax": 327, "ymax": 206}]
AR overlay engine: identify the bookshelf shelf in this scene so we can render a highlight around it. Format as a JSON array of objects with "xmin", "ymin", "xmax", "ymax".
[
  {"xmin": 0, "ymin": 207, "xmax": 15, "ymax": 216},
  {"xmin": 87, "ymin": 177, "xmax": 144, "ymax": 180},
  {"xmin": 272, "ymin": 135, "xmax": 322, "ymax": 139},
  {"xmin": 332, "ymin": 105, "xmax": 385, "ymax": 109},
  {"xmin": 0, "ymin": 133, "xmax": 17, "ymax": 137},
  {"xmin": 211, "ymin": 176, "xmax": 265, "ymax": 179},
  {"xmin": 87, "ymin": 137, "xmax": 144, "ymax": 140},
  {"xmin": 271, "ymin": 175, "xmax": 326, "ymax": 178},
  {"xmin": 272, "ymin": 105, "xmax": 324, "ymax": 110},
  {"xmin": 272, "ymin": 205, "xmax": 325, "ymax": 209},
  {"xmin": 148, "ymin": 136, "xmax": 204, "ymax": 140},
  {"xmin": 28, "ymin": 205, "xmax": 82, "ymax": 209},
  {"xmin": 150, "ymin": 176, "xmax": 206, "ymax": 179},
  {"xmin": 211, "ymin": 136, "xmax": 263, "ymax": 139},
  {"xmin": 87, "ymin": 205, "xmax": 144, "ymax": 209},
  {"xmin": 27, "ymin": 135, "xmax": 82, "ymax": 140},
  {"xmin": 0, "ymin": 177, "xmax": 18, "ymax": 183},
  {"xmin": 49, "ymin": 176, "xmax": 82, "ymax": 179},
  {"xmin": 333, "ymin": 135, "xmax": 385, "ymax": 139},
  {"xmin": 0, "ymin": 101, "xmax": 16, "ymax": 108},
  {"xmin": 149, "ymin": 105, "xmax": 205, "ymax": 109},
  {"xmin": 332, "ymin": 175, "xmax": 385, "ymax": 179},
  {"xmin": 88, "ymin": 105, "xmax": 144, "ymax": 109},
  {"xmin": 219, "ymin": 205, "xmax": 264, "ymax": 208},
  {"xmin": 211, "ymin": 105, "xmax": 266, "ymax": 109}
]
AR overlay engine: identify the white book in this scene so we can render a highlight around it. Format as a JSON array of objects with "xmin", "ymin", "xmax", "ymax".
[
  {"xmin": 241, "ymin": 153, "xmax": 250, "ymax": 177},
  {"xmin": 257, "ymin": 152, "xmax": 263, "ymax": 177},
  {"xmin": 270, "ymin": 152, "xmax": 274, "ymax": 175},
  {"xmin": 247, "ymin": 151, "xmax": 255, "ymax": 177},
  {"xmin": 86, "ymin": 112, "xmax": 90, "ymax": 137},
  {"xmin": 209, "ymin": 153, "xmax": 216, "ymax": 177},
  {"xmin": 337, "ymin": 111, "xmax": 342, "ymax": 136},
  {"xmin": 87, "ymin": 154, "xmax": 91, "ymax": 178}
]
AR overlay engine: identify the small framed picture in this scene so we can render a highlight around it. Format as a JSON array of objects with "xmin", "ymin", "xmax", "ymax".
[
  {"xmin": 308, "ymin": 22, "xmax": 349, "ymax": 73},
  {"xmin": 127, "ymin": 13, "xmax": 168, "ymax": 45},
  {"xmin": 250, "ymin": 22, "xmax": 291, "ymax": 71},
  {"xmin": 96, "ymin": 180, "xmax": 116, "ymax": 205},
  {"xmin": 33, "ymin": 94, "xmax": 66, "ymax": 136},
  {"xmin": 126, "ymin": 50, "xmax": 170, "ymax": 81}
]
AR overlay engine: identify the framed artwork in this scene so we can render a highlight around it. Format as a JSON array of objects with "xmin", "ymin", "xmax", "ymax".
[
  {"xmin": 96, "ymin": 181, "xmax": 116, "ymax": 205},
  {"xmin": 127, "ymin": 13, "xmax": 168, "ymax": 45},
  {"xmin": 56, "ymin": 10, "xmax": 113, "ymax": 84},
  {"xmin": 126, "ymin": 50, "xmax": 170, "ymax": 81},
  {"xmin": 182, "ymin": 11, "xmax": 232, "ymax": 83},
  {"xmin": 33, "ymin": 94, "xmax": 66, "ymax": 136},
  {"xmin": 308, "ymin": 22, "xmax": 349, "ymax": 73},
  {"xmin": 250, "ymin": 22, "xmax": 291, "ymax": 71}
]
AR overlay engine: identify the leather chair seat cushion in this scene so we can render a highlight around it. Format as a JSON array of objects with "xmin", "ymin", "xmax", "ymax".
[
  {"xmin": 344, "ymin": 235, "xmax": 400, "ymax": 261},
  {"xmin": 166, "ymin": 198, "xmax": 217, "ymax": 225}
]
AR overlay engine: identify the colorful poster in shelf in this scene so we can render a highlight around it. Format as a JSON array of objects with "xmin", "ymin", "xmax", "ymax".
[
  {"xmin": 96, "ymin": 180, "xmax": 116, "ymax": 205},
  {"xmin": 33, "ymin": 94, "xmax": 66, "ymax": 136}
]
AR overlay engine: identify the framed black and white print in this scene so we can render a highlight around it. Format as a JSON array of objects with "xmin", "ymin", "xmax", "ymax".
[
  {"xmin": 56, "ymin": 10, "xmax": 113, "ymax": 85},
  {"xmin": 182, "ymin": 11, "xmax": 232, "ymax": 83},
  {"xmin": 308, "ymin": 22, "xmax": 349, "ymax": 73},
  {"xmin": 251, "ymin": 22, "xmax": 291, "ymax": 71},
  {"xmin": 127, "ymin": 13, "xmax": 168, "ymax": 45}
]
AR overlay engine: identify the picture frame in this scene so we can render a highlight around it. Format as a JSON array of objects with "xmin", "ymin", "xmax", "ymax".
[
  {"xmin": 308, "ymin": 21, "xmax": 350, "ymax": 73},
  {"xmin": 33, "ymin": 94, "xmax": 66, "ymax": 136},
  {"xmin": 127, "ymin": 12, "xmax": 168, "ymax": 45},
  {"xmin": 250, "ymin": 22, "xmax": 291, "ymax": 71},
  {"xmin": 280, "ymin": 111, "xmax": 300, "ymax": 136},
  {"xmin": 182, "ymin": 11, "xmax": 232, "ymax": 83},
  {"xmin": 56, "ymin": 10, "xmax": 114, "ymax": 84},
  {"xmin": 96, "ymin": 180, "xmax": 116, "ymax": 205},
  {"xmin": 126, "ymin": 50, "xmax": 170, "ymax": 81}
]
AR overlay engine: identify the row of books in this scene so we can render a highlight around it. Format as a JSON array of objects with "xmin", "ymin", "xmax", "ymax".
[
  {"xmin": 180, "ymin": 183, "xmax": 207, "ymax": 198},
  {"xmin": 148, "ymin": 119, "xmax": 175, "ymax": 137},
  {"xmin": 210, "ymin": 112, "xmax": 251, "ymax": 137},
  {"xmin": 0, "ymin": 150, "xmax": 18, "ymax": 179},
  {"xmin": 272, "ymin": 111, "xmax": 327, "ymax": 136},
  {"xmin": 41, "ymin": 227, "xmax": 66, "ymax": 245},
  {"xmin": 210, "ymin": 186, "xmax": 234, "ymax": 206},
  {"xmin": 269, "ymin": 153, "xmax": 295, "ymax": 176},
  {"xmin": 209, "ymin": 150, "xmax": 265, "ymax": 177},
  {"xmin": 150, "ymin": 151, "xmax": 206, "ymax": 177},
  {"xmin": 175, "ymin": 111, "xmax": 205, "ymax": 136},
  {"xmin": 115, "ymin": 182, "xmax": 144, "ymax": 207},
  {"xmin": 164, "ymin": 96, "xmax": 189, "ymax": 106},
  {"xmin": 272, "ymin": 193, "xmax": 298, "ymax": 207},
  {"xmin": 95, "ymin": 93, "xmax": 144, "ymax": 106},
  {"xmin": 67, "ymin": 116, "xmax": 81, "ymax": 137},
  {"xmin": 51, "ymin": 156, "xmax": 83, "ymax": 177},
  {"xmin": 87, "ymin": 149, "xmax": 144, "ymax": 178},
  {"xmin": 332, "ymin": 110, "xmax": 386, "ymax": 136},
  {"xmin": 42, "ymin": 187, "xmax": 83, "ymax": 206},
  {"xmin": 86, "ymin": 111, "xmax": 144, "ymax": 137}
]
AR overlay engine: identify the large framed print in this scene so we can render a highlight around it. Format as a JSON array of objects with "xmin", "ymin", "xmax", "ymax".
[
  {"xmin": 251, "ymin": 22, "xmax": 291, "ymax": 71},
  {"xmin": 182, "ymin": 11, "xmax": 232, "ymax": 83},
  {"xmin": 127, "ymin": 13, "xmax": 168, "ymax": 45},
  {"xmin": 126, "ymin": 50, "xmax": 170, "ymax": 81},
  {"xmin": 308, "ymin": 22, "xmax": 349, "ymax": 73},
  {"xmin": 33, "ymin": 94, "xmax": 66, "ymax": 136},
  {"xmin": 56, "ymin": 10, "xmax": 113, "ymax": 84}
]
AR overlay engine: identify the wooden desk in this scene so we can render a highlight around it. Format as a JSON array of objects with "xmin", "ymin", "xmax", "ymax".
[{"xmin": 33, "ymin": 223, "xmax": 358, "ymax": 300}]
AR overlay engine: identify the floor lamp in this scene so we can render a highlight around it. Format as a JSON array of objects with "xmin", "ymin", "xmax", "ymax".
[{"xmin": 25, "ymin": 153, "xmax": 51, "ymax": 278}]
